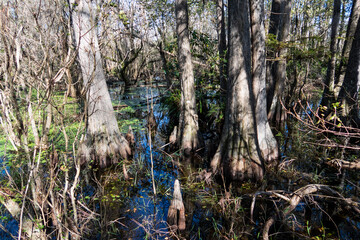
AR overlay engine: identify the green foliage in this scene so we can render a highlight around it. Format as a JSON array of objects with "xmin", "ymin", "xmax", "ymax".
[
  {"xmin": 160, "ymin": 89, "xmax": 181, "ymax": 122},
  {"xmin": 290, "ymin": 44, "xmax": 328, "ymax": 61},
  {"xmin": 190, "ymin": 30, "xmax": 216, "ymax": 61},
  {"xmin": 206, "ymin": 102, "xmax": 223, "ymax": 123},
  {"xmin": 118, "ymin": 11, "xmax": 129, "ymax": 27},
  {"xmin": 0, "ymin": 133, "xmax": 15, "ymax": 158},
  {"xmin": 319, "ymin": 102, "xmax": 344, "ymax": 127}
]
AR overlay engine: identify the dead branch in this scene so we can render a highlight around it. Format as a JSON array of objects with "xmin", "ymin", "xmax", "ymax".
[
  {"xmin": 250, "ymin": 190, "xmax": 290, "ymax": 223},
  {"xmin": 262, "ymin": 184, "xmax": 360, "ymax": 240},
  {"xmin": 327, "ymin": 158, "xmax": 360, "ymax": 170},
  {"xmin": 128, "ymin": 32, "xmax": 208, "ymax": 68},
  {"xmin": 284, "ymin": 100, "xmax": 360, "ymax": 139}
]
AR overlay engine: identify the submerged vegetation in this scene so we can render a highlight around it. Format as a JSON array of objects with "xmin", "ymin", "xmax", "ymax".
[{"xmin": 0, "ymin": 0, "xmax": 360, "ymax": 239}]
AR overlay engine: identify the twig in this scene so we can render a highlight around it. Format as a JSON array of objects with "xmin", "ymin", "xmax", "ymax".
[
  {"xmin": 250, "ymin": 191, "xmax": 289, "ymax": 223},
  {"xmin": 146, "ymin": 84, "xmax": 156, "ymax": 196},
  {"xmin": 262, "ymin": 184, "xmax": 359, "ymax": 240}
]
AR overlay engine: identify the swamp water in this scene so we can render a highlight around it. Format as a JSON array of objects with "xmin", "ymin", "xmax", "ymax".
[
  {"xmin": 96, "ymin": 82, "xmax": 220, "ymax": 239},
  {"xmin": 0, "ymin": 81, "xmax": 359, "ymax": 239}
]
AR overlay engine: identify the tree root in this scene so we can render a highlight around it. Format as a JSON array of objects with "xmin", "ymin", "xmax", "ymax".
[
  {"xmin": 258, "ymin": 184, "xmax": 360, "ymax": 240},
  {"xmin": 78, "ymin": 131, "xmax": 131, "ymax": 168}
]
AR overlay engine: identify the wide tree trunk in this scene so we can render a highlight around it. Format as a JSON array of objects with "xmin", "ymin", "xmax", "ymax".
[
  {"xmin": 70, "ymin": 0, "xmax": 131, "ymax": 168},
  {"xmin": 337, "ymin": 17, "xmax": 360, "ymax": 126},
  {"xmin": 175, "ymin": 0, "xmax": 201, "ymax": 157},
  {"xmin": 250, "ymin": 0, "xmax": 279, "ymax": 163},
  {"xmin": 211, "ymin": 0, "xmax": 264, "ymax": 182},
  {"xmin": 320, "ymin": 0, "xmax": 341, "ymax": 109}
]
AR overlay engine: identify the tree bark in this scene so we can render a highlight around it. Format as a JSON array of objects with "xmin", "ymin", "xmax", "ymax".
[
  {"xmin": 320, "ymin": 0, "xmax": 341, "ymax": 109},
  {"xmin": 268, "ymin": 0, "xmax": 291, "ymax": 123},
  {"xmin": 159, "ymin": 41, "xmax": 172, "ymax": 89},
  {"xmin": 216, "ymin": 0, "xmax": 227, "ymax": 93},
  {"xmin": 335, "ymin": 0, "xmax": 360, "ymax": 95},
  {"xmin": 337, "ymin": 16, "xmax": 360, "ymax": 126},
  {"xmin": 167, "ymin": 179, "xmax": 186, "ymax": 231},
  {"xmin": 211, "ymin": 0, "xmax": 264, "ymax": 182},
  {"xmin": 70, "ymin": 0, "xmax": 131, "ymax": 168},
  {"xmin": 266, "ymin": 0, "xmax": 283, "ymax": 113},
  {"xmin": 175, "ymin": 0, "xmax": 201, "ymax": 157},
  {"xmin": 250, "ymin": 0, "xmax": 279, "ymax": 163}
]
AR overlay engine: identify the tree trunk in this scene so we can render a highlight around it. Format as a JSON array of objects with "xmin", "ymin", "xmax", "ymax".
[
  {"xmin": 250, "ymin": 0, "xmax": 279, "ymax": 163},
  {"xmin": 266, "ymin": 0, "xmax": 283, "ymax": 113},
  {"xmin": 320, "ymin": 0, "xmax": 341, "ymax": 109},
  {"xmin": 70, "ymin": 0, "xmax": 131, "ymax": 168},
  {"xmin": 159, "ymin": 41, "xmax": 172, "ymax": 89},
  {"xmin": 167, "ymin": 179, "xmax": 186, "ymax": 231},
  {"xmin": 216, "ymin": 0, "xmax": 227, "ymax": 93},
  {"xmin": 175, "ymin": 0, "xmax": 201, "ymax": 157},
  {"xmin": 211, "ymin": 0, "xmax": 264, "ymax": 182},
  {"xmin": 337, "ymin": 16, "xmax": 360, "ymax": 126},
  {"xmin": 267, "ymin": 0, "xmax": 291, "ymax": 124},
  {"xmin": 335, "ymin": 0, "xmax": 360, "ymax": 95}
]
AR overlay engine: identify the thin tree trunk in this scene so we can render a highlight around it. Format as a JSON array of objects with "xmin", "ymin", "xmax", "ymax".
[
  {"xmin": 211, "ymin": 0, "xmax": 264, "ymax": 182},
  {"xmin": 175, "ymin": 0, "xmax": 200, "ymax": 157},
  {"xmin": 266, "ymin": 0, "xmax": 283, "ymax": 113},
  {"xmin": 159, "ymin": 41, "xmax": 172, "ymax": 89},
  {"xmin": 70, "ymin": 0, "xmax": 131, "ymax": 168},
  {"xmin": 65, "ymin": 68, "xmax": 78, "ymax": 98},
  {"xmin": 320, "ymin": 0, "xmax": 341, "ymax": 109},
  {"xmin": 216, "ymin": 0, "xmax": 227, "ymax": 93},
  {"xmin": 336, "ymin": 0, "xmax": 346, "ymax": 52},
  {"xmin": 337, "ymin": 16, "xmax": 360, "ymax": 126},
  {"xmin": 63, "ymin": 7, "xmax": 78, "ymax": 98},
  {"xmin": 250, "ymin": 0, "xmax": 279, "ymax": 163},
  {"xmin": 335, "ymin": 0, "xmax": 360, "ymax": 95},
  {"xmin": 268, "ymin": 0, "xmax": 292, "ymax": 124}
]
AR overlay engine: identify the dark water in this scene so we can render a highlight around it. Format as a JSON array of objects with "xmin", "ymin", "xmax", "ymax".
[
  {"xmin": 0, "ymin": 157, "xmax": 19, "ymax": 239},
  {"xmin": 104, "ymin": 82, "xmax": 221, "ymax": 239},
  {"xmin": 106, "ymin": 83, "xmax": 176, "ymax": 239},
  {"xmin": 0, "ymin": 212, "xmax": 18, "ymax": 239}
]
